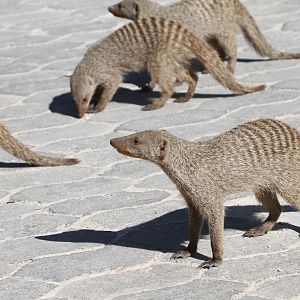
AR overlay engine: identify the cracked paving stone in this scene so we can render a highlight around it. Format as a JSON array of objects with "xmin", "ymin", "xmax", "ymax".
[
  {"xmin": 115, "ymin": 278, "xmax": 247, "ymax": 300},
  {"xmin": 54, "ymin": 264, "xmax": 201, "ymax": 299},
  {"xmin": 0, "ymin": 278, "xmax": 57, "ymax": 300},
  {"xmin": 10, "ymin": 177, "xmax": 135, "ymax": 204},
  {"xmin": 0, "ymin": 166, "xmax": 97, "ymax": 191},
  {"xmin": 15, "ymin": 246, "xmax": 156, "ymax": 282},
  {"xmin": 49, "ymin": 190, "xmax": 171, "ymax": 216}
]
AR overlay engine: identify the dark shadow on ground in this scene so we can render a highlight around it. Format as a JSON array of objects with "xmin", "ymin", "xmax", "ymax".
[
  {"xmin": 36, "ymin": 205, "xmax": 299, "ymax": 260},
  {"xmin": 49, "ymin": 87, "xmax": 236, "ymax": 117},
  {"xmin": 237, "ymin": 58, "xmax": 271, "ymax": 63},
  {"xmin": 0, "ymin": 162, "xmax": 35, "ymax": 168},
  {"xmin": 49, "ymin": 92, "xmax": 77, "ymax": 117}
]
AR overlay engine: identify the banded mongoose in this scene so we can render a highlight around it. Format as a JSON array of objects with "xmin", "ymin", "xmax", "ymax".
[
  {"xmin": 0, "ymin": 122, "xmax": 79, "ymax": 166},
  {"xmin": 109, "ymin": 0, "xmax": 300, "ymax": 73},
  {"xmin": 110, "ymin": 119, "xmax": 300, "ymax": 268},
  {"xmin": 71, "ymin": 17, "xmax": 265, "ymax": 118}
]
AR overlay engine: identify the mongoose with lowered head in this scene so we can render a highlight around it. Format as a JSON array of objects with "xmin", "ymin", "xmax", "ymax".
[
  {"xmin": 108, "ymin": 0, "xmax": 300, "ymax": 73},
  {"xmin": 110, "ymin": 119, "xmax": 300, "ymax": 268},
  {"xmin": 71, "ymin": 17, "xmax": 265, "ymax": 118},
  {"xmin": 0, "ymin": 122, "xmax": 79, "ymax": 166}
]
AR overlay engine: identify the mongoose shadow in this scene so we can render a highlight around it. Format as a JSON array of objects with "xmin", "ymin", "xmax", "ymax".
[
  {"xmin": 36, "ymin": 205, "xmax": 299, "ymax": 260},
  {"xmin": 0, "ymin": 162, "xmax": 35, "ymax": 168},
  {"xmin": 50, "ymin": 84, "xmax": 236, "ymax": 117},
  {"xmin": 237, "ymin": 58, "xmax": 272, "ymax": 63}
]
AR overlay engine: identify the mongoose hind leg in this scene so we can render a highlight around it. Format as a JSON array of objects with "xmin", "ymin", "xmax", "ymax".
[
  {"xmin": 279, "ymin": 188, "xmax": 300, "ymax": 211},
  {"xmin": 243, "ymin": 189, "xmax": 282, "ymax": 238},
  {"xmin": 216, "ymin": 31, "xmax": 237, "ymax": 74},
  {"xmin": 204, "ymin": 36, "xmax": 228, "ymax": 74},
  {"xmin": 199, "ymin": 209, "xmax": 224, "ymax": 269},
  {"xmin": 171, "ymin": 205, "xmax": 204, "ymax": 260},
  {"xmin": 174, "ymin": 70, "xmax": 198, "ymax": 103}
]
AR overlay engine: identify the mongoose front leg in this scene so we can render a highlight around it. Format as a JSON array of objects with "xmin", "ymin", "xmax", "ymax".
[
  {"xmin": 243, "ymin": 189, "xmax": 282, "ymax": 237},
  {"xmin": 171, "ymin": 205, "xmax": 204, "ymax": 260},
  {"xmin": 199, "ymin": 210, "xmax": 224, "ymax": 269},
  {"xmin": 217, "ymin": 32, "xmax": 237, "ymax": 74},
  {"xmin": 92, "ymin": 81, "xmax": 120, "ymax": 113}
]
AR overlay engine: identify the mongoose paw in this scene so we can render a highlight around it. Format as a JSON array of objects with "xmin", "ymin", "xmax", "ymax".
[
  {"xmin": 170, "ymin": 249, "xmax": 192, "ymax": 260},
  {"xmin": 93, "ymin": 104, "xmax": 107, "ymax": 113},
  {"xmin": 139, "ymin": 85, "xmax": 153, "ymax": 93},
  {"xmin": 87, "ymin": 105, "xmax": 96, "ymax": 113},
  {"xmin": 243, "ymin": 226, "xmax": 268, "ymax": 237},
  {"xmin": 142, "ymin": 103, "xmax": 163, "ymax": 111},
  {"xmin": 174, "ymin": 96, "xmax": 190, "ymax": 103},
  {"xmin": 198, "ymin": 259, "xmax": 222, "ymax": 269}
]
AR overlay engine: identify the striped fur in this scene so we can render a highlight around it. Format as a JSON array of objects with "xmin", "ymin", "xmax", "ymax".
[
  {"xmin": 71, "ymin": 17, "xmax": 264, "ymax": 117},
  {"xmin": 110, "ymin": 119, "xmax": 300, "ymax": 268},
  {"xmin": 109, "ymin": 0, "xmax": 300, "ymax": 73},
  {"xmin": 0, "ymin": 122, "xmax": 79, "ymax": 167}
]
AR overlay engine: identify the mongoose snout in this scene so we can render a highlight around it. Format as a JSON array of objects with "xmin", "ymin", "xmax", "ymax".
[
  {"xmin": 110, "ymin": 119, "xmax": 300, "ymax": 268},
  {"xmin": 108, "ymin": 5, "xmax": 118, "ymax": 16},
  {"xmin": 110, "ymin": 136, "xmax": 144, "ymax": 158}
]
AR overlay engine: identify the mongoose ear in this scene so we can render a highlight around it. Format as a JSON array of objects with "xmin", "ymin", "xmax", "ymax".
[
  {"xmin": 132, "ymin": 2, "xmax": 140, "ymax": 19},
  {"xmin": 159, "ymin": 139, "xmax": 169, "ymax": 159},
  {"xmin": 85, "ymin": 75, "xmax": 95, "ymax": 86}
]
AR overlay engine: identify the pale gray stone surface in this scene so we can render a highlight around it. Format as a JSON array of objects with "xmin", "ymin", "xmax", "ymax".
[{"xmin": 0, "ymin": 0, "xmax": 299, "ymax": 299}]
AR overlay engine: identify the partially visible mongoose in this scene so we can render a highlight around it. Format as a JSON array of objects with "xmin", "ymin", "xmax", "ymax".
[
  {"xmin": 110, "ymin": 119, "xmax": 300, "ymax": 268},
  {"xmin": 0, "ymin": 122, "xmax": 79, "ymax": 166},
  {"xmin": 71, "ymin": 17, "xmax": 265, "ymax": 118},
  {"xmin": 108, "ymin": 0, "xmax": 300, "ymax": 73}
]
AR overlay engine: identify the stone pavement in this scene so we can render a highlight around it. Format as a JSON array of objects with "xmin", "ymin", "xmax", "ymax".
[{"xmin": 0, "ymin": 0, "xmax": 299, "ymax": 299}]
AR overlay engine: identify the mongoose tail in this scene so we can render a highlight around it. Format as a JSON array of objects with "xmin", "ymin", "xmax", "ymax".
[
  {"xmin": 186, "ymin": 32, "xmax": 266, "ymax": 94},
  {"xmin": 236, "ymin": 0, "xmax": 300, "ymax": 60},
  {"xmin": 0, "ymin": 122, "xmax": 79, "ymax": 166}
]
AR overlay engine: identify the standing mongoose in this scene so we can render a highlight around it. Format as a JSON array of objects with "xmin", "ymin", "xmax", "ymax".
[
  {"xmin": 110, "ymin": 119, "xmax": 300, "ymax": 268},
  {"xmin": 108, "ymin": 0, "xmax": 300, "ymax": 73},
  {"xmin": 71, "ymin": 17, "xmax": 265, "ymax": 118},
  {"xmin": 0, "ymin": 122, "xmax": 79, "ymax": 166}
]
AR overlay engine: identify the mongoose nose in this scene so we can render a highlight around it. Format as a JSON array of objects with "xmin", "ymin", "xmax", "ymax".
[
  {"xmin": 110, "ymin": 138, "xmax": 116, "ymax": 148},
  {"xmin": 108, "ymin": 6, "xmax": 116, "ymax": 14}
]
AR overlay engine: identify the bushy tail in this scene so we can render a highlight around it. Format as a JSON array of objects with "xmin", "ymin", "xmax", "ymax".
[
  {"xmin": 0, "ymin": 122, "xmax": 79, "ymax": 167},
  {"xmin": 235, "ymin": 0, "xmax": 300, "ymax": 60},
  {"xmin": 185, "ymin": 33, "xmax": 265, "ymax": 94}
]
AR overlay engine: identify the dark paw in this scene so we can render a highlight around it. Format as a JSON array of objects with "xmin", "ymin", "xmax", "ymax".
[
  {"xmin": 174, "ymin": 97, "xmax": 189, "ymax": 103},
  {"xmin": 142, "ymin": 103, "xmax": 163, "ymax": 111},
  {"xmin": 170, "ymin": 249, "xmax": 192, "ymax": 260},
  {"xmin": 198, "ymin": 259, "xmax": 222, "ymax": 269},
  {"xmin": 243, "ymin": 227, "xmax": 267, "ymax": 237}
]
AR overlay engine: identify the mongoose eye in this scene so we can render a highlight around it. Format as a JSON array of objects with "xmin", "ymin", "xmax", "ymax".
[
  {"xmin": 134, "ymin": 138, "xmax": 139, "ymax": 145},
  {"xmin": 82, "ymin": 98, "xmax": 88, "ymax": 103}
]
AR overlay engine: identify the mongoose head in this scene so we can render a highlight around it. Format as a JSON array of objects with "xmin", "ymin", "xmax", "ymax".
[
  {"xmin": 108, "ymin": 0, "xmax": 143, "ymax": 20},
  {"xmin": 110, "ymin": 130, "xmax": 171, "ymax": 163},
  {"xmin": 70, "ymin": 74, "xmax": 96, "ymax": 118}
]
